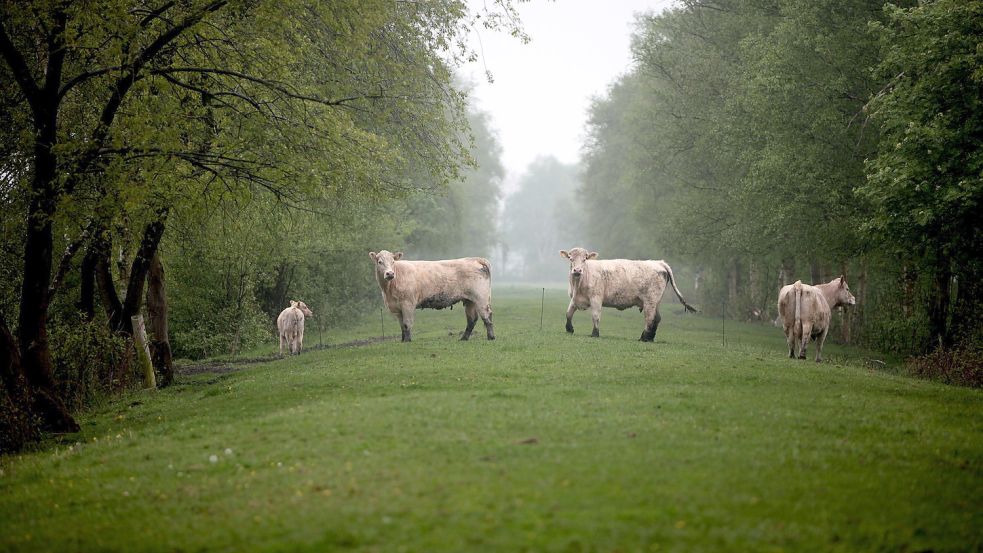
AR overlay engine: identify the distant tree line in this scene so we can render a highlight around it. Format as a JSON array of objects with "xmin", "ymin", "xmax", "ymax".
[
  {"xmin": 0, "ymin": 0, "xmax": 516, "ymax": 452},
  {"xmin": 581, "ymin": 0, "xmax": 982, "ymax": 358}
]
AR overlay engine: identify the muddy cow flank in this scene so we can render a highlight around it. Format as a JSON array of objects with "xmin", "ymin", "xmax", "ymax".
[
  {"xmin": 369, "ymin": 250, "xmax": 494, "ymax": 342},
  {"xmin": 277, "ymin": 300, "xmax": 314, "ymax": 356},
  {"xmin": 560, "ymin": 247, "xmax": 697, "ymax": 342},
  {"xmin": 777, "ymin": 276, "xmax": 856, "ymax": 362}
]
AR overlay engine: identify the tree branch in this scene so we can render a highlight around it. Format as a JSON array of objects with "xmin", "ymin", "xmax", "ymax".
[{"xmin": 0, "ymin": 23, "xmax": 42, "ymax": 116}]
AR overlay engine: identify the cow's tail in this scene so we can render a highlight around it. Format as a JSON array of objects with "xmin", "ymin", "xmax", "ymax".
[
  {"xmin": 664, "ymin": 263, "xmax": 699, "ymax": 313},
  {"xmin": 793, "ymin": 280, "xmax": 803, "ymax": 336},
  {"xmin": 476, "ymin": 258, "xmax": 492, "ymax": 280}
]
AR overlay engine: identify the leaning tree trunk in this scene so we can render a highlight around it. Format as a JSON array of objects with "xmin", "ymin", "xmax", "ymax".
[
  {"xmin": 145, "ymin": 252, "xmax": 173, "ymax": 387},
  {"xmin": 95, "ymin": 213, "xmax": 168, "ymax": 336}
]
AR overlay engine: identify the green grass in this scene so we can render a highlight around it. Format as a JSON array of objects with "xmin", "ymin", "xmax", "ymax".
[{"xmin": 2, "ymin": 286, "xmax": 981, "ymax": 552}]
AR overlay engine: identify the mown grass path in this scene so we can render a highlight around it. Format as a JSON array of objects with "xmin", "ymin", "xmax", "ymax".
[{"xmin": 2, "ymin": 286, "xmax": 981, "ymax": 552}]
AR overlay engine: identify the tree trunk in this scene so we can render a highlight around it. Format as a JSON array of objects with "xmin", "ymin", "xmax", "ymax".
[
  {"xmin": 131, "ymin": 315, "xmax": 156, "ymax": 389},
  {"xmin": 728, "ymin": 258, "xmax": 740, "ymax": 308},
  {"xmin": 927, "ymin": 261, "xmax": 953, "ymax": 349},
  {"xmin": 94, "ymin": 230, "xmax": 125, "ymax": 332},
  {"xmin": 78, "ymin": 245, "xmax": 99, "ymax": 321},
  {"xmin": 145, "ymin": 252, "xmax": 173, "ymax": 387},
  {"xmin": 810, "ymin": 261, "xmax": 822, "ymax": 286},
  {"xmin": 95, "ymin": 213, "xmax": 168, "ymax": 335},
  {"xmin": 840, "ymin": 261, "xmax": 851, "ymax": 344},
  {"xmin": 780, "ymin": 258, "xmax": 795, "ymax": 286},
  {"xmin": 0, "ymin": 313, "xmax": 40, "ymax": 452},
  {"xmin": 17, "ymin": 115, "xmax": 79, "ymax": 434}
]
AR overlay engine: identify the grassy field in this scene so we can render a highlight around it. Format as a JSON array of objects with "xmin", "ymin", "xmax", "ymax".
[{"xmin": 1, "ymin": 286, "xmax": 981, "ymax": 552}]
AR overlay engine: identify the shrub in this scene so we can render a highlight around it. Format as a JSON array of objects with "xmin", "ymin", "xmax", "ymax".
[
  {"xmin": 50, "ymin": 316, "xmax": 132, "ymax": 411},
  {"xmin": 906, "ymin": 347, "xmax": 983, "ymax": 388}
]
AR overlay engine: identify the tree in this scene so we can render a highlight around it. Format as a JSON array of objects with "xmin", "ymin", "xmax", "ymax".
[{"xmin": 862, "ymin": 0, "xmax": 983, "ymax": 348}]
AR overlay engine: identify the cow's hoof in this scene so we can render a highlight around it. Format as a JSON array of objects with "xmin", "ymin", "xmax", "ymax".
[
  {"xmin": 460, "ymin": 334, "xmax": 471, "ymax": 341},
  {"xmin": 487, "ymin": 335, "xmax": 496, "ymax": 341},
  {"xmin": 565, "ymin": 323, "xmax": 574, "ymax": 333},
  {"xmin": 591, "ymin": 329, "xmax": 600, "ymax": 338},
  {"xmin": 797, "ymin": 355, "xmax": 806, "ymax": 360}
]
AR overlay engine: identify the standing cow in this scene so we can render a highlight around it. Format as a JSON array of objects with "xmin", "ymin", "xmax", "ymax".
[
  {"xmin": 778, "ymin": 276, "xmax": 856, "ymax": 362},
  {"xmin": 369, "ymin": 250, "xmax": 494, "ymax": 342},
  {"xmin": 277, "ymin": 300, "xmax": 314, "ymax": 356},
  {"xmin": 560, "ymin": 247, "xmax": 698, "ymax": 342}
]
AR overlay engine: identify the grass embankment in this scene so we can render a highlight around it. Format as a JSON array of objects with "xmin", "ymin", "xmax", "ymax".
[{"xmin": 1, "ymin": 286, "xmax": 981, "ymax": 552}]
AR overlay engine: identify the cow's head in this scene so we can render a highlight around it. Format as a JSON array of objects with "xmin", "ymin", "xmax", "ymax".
[
  {"xmin": 295, "ymin": 301, "xmax": 314, "ymax": 318},
  {"xmin": 834, "ymin": 275, "xmax": 857, "ymax": 307},
  {"xmin": 560, "ymin": 247, "xmax": 598, "ymax": 279},
  {"xmin": 369, "ymin": 250, "xmax": 403, "ymax": 281}
]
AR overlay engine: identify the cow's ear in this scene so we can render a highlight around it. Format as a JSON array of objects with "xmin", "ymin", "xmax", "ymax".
[
  {"xmin": 559, "ymin": 250, "xmax": 569, "ymax": 259},
  {"xmin": 369, "ymin": 251, "xmax": 377, "ymax": 261},
  {"xmin": 839, "ymin": 275, "xmax": 847, "ymax": 288},
  {"xmin": 394, "ymin": 251, "xmax": 403, "ymax": 260},
  {"xmin": 290, "ymin": 300, "xmax": 298, "ymax": 307},
  {"xmin": 588, "ymin": 252, "xmax": 599, "ymax": 260}
]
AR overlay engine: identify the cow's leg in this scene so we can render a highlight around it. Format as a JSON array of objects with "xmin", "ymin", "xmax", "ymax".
[
  {"xmin": 399, "ymin": 306, "xmax": 414, "ymax": 342},
  {"xmin": 640, "ymin": 306, "xmax": 661, "ymax": 342},
  {"xmin": 783, "ymin": 323, "xmax": 796, "ymax": 358},
  {"xmin": 479, "ymin": 302, "xmax": 495, "ymax": 340},
  {"xmin": 279, "ymin": 333, "xmax": 285, "ymax": 357},
  {"xmin": 815, "ymin": 326, "xmax": 829, "ymax": 363},
  {"xmin": 461, "ymin": 300, "xmax": 478, "ymax": 341},
  {"xmin": 590, "ymin": 298, "xmax": 602, "ymax": 337},
  {"xmin": 565, "ymin": 300, "xmax": 577, "ymax": 333},
  {"xmin": 798, "ymin": 322, "xmax": 812, "ymax": 360}
]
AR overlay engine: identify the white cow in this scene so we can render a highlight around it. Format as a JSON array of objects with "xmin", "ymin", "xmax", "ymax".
[
  {"xmin": 277, "ymin": 300, "xmax": 314, "ymax": 356},
  {"xmin": 560, "ymin": 247, "xmax": 697, "ymax": 342},
  {"xmin": 777, "ymin": 276, "xmax": 856, "ymax": 361},
  {"xmin": 369, "ymin": 250, "xmax": 494, "ymax": 342}
]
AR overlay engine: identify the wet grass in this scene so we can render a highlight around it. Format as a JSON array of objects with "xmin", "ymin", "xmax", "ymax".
[{"xmin": 1, "ymin": 286, "xmax": 981, "ymax": 552}]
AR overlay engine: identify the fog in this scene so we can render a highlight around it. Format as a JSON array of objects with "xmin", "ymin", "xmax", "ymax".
[{"xmin": 464, "ymin": 0, "xmax": 673, "ymax": 284}]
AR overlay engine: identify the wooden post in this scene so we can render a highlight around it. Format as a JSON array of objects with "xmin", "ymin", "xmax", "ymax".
[{"xmin": 131, "ymin": 314, "xmax": 156, "ymax": 389}]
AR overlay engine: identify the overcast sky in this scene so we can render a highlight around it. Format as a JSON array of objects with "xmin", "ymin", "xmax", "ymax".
[{"xmin": 463, "ymin": 0, "xmax": 676, "ymax": 193}]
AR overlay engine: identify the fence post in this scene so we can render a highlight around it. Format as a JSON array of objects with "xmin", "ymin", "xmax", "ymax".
[{"xmin": 540, "ymin": 288, "xmax": 545, "ymax": 331}]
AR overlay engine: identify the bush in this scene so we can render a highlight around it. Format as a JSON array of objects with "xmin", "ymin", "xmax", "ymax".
[
  {"xmin": 172, "ymin": 302, "xmax": 273, "ymax": 360},
  {"xmin": 50, "ymin": 316, "xmax": 132, "ymax": 411},
  {"xmin": 906, "ymin": 347, "xmax": 983, "ymax": 388}
]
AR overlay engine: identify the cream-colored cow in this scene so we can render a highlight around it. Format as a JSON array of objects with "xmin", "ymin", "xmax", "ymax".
[
  {"xmin": 778, "ymin": 276, "xmax": 856, "ymax": 361},
  {"xmin": 277, "ymin": 300, "xmax": 314, "ymax": 356},
  {"xmin": 369, "ymin": 250, "xmax": 494, "ymax": 342},
  {"xmin": 560, "ymin": 247, "xmax": 697, "ymax": 342}
]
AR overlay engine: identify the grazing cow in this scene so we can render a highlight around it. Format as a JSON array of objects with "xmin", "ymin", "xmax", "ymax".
[
  {"xmin": 369, "ymin": 250, "xmax": 494, "ymax": 342},
  {"xmin": 560, "ymin": 247, "xmax": 698, "ymax": 342},
  {"xmin": 778, "ymin": 276, "xmax": 856, "ymax": 361},
  {"xmin": 277, "ymin": 300, "xmax": 314, "ymax": 356}
]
